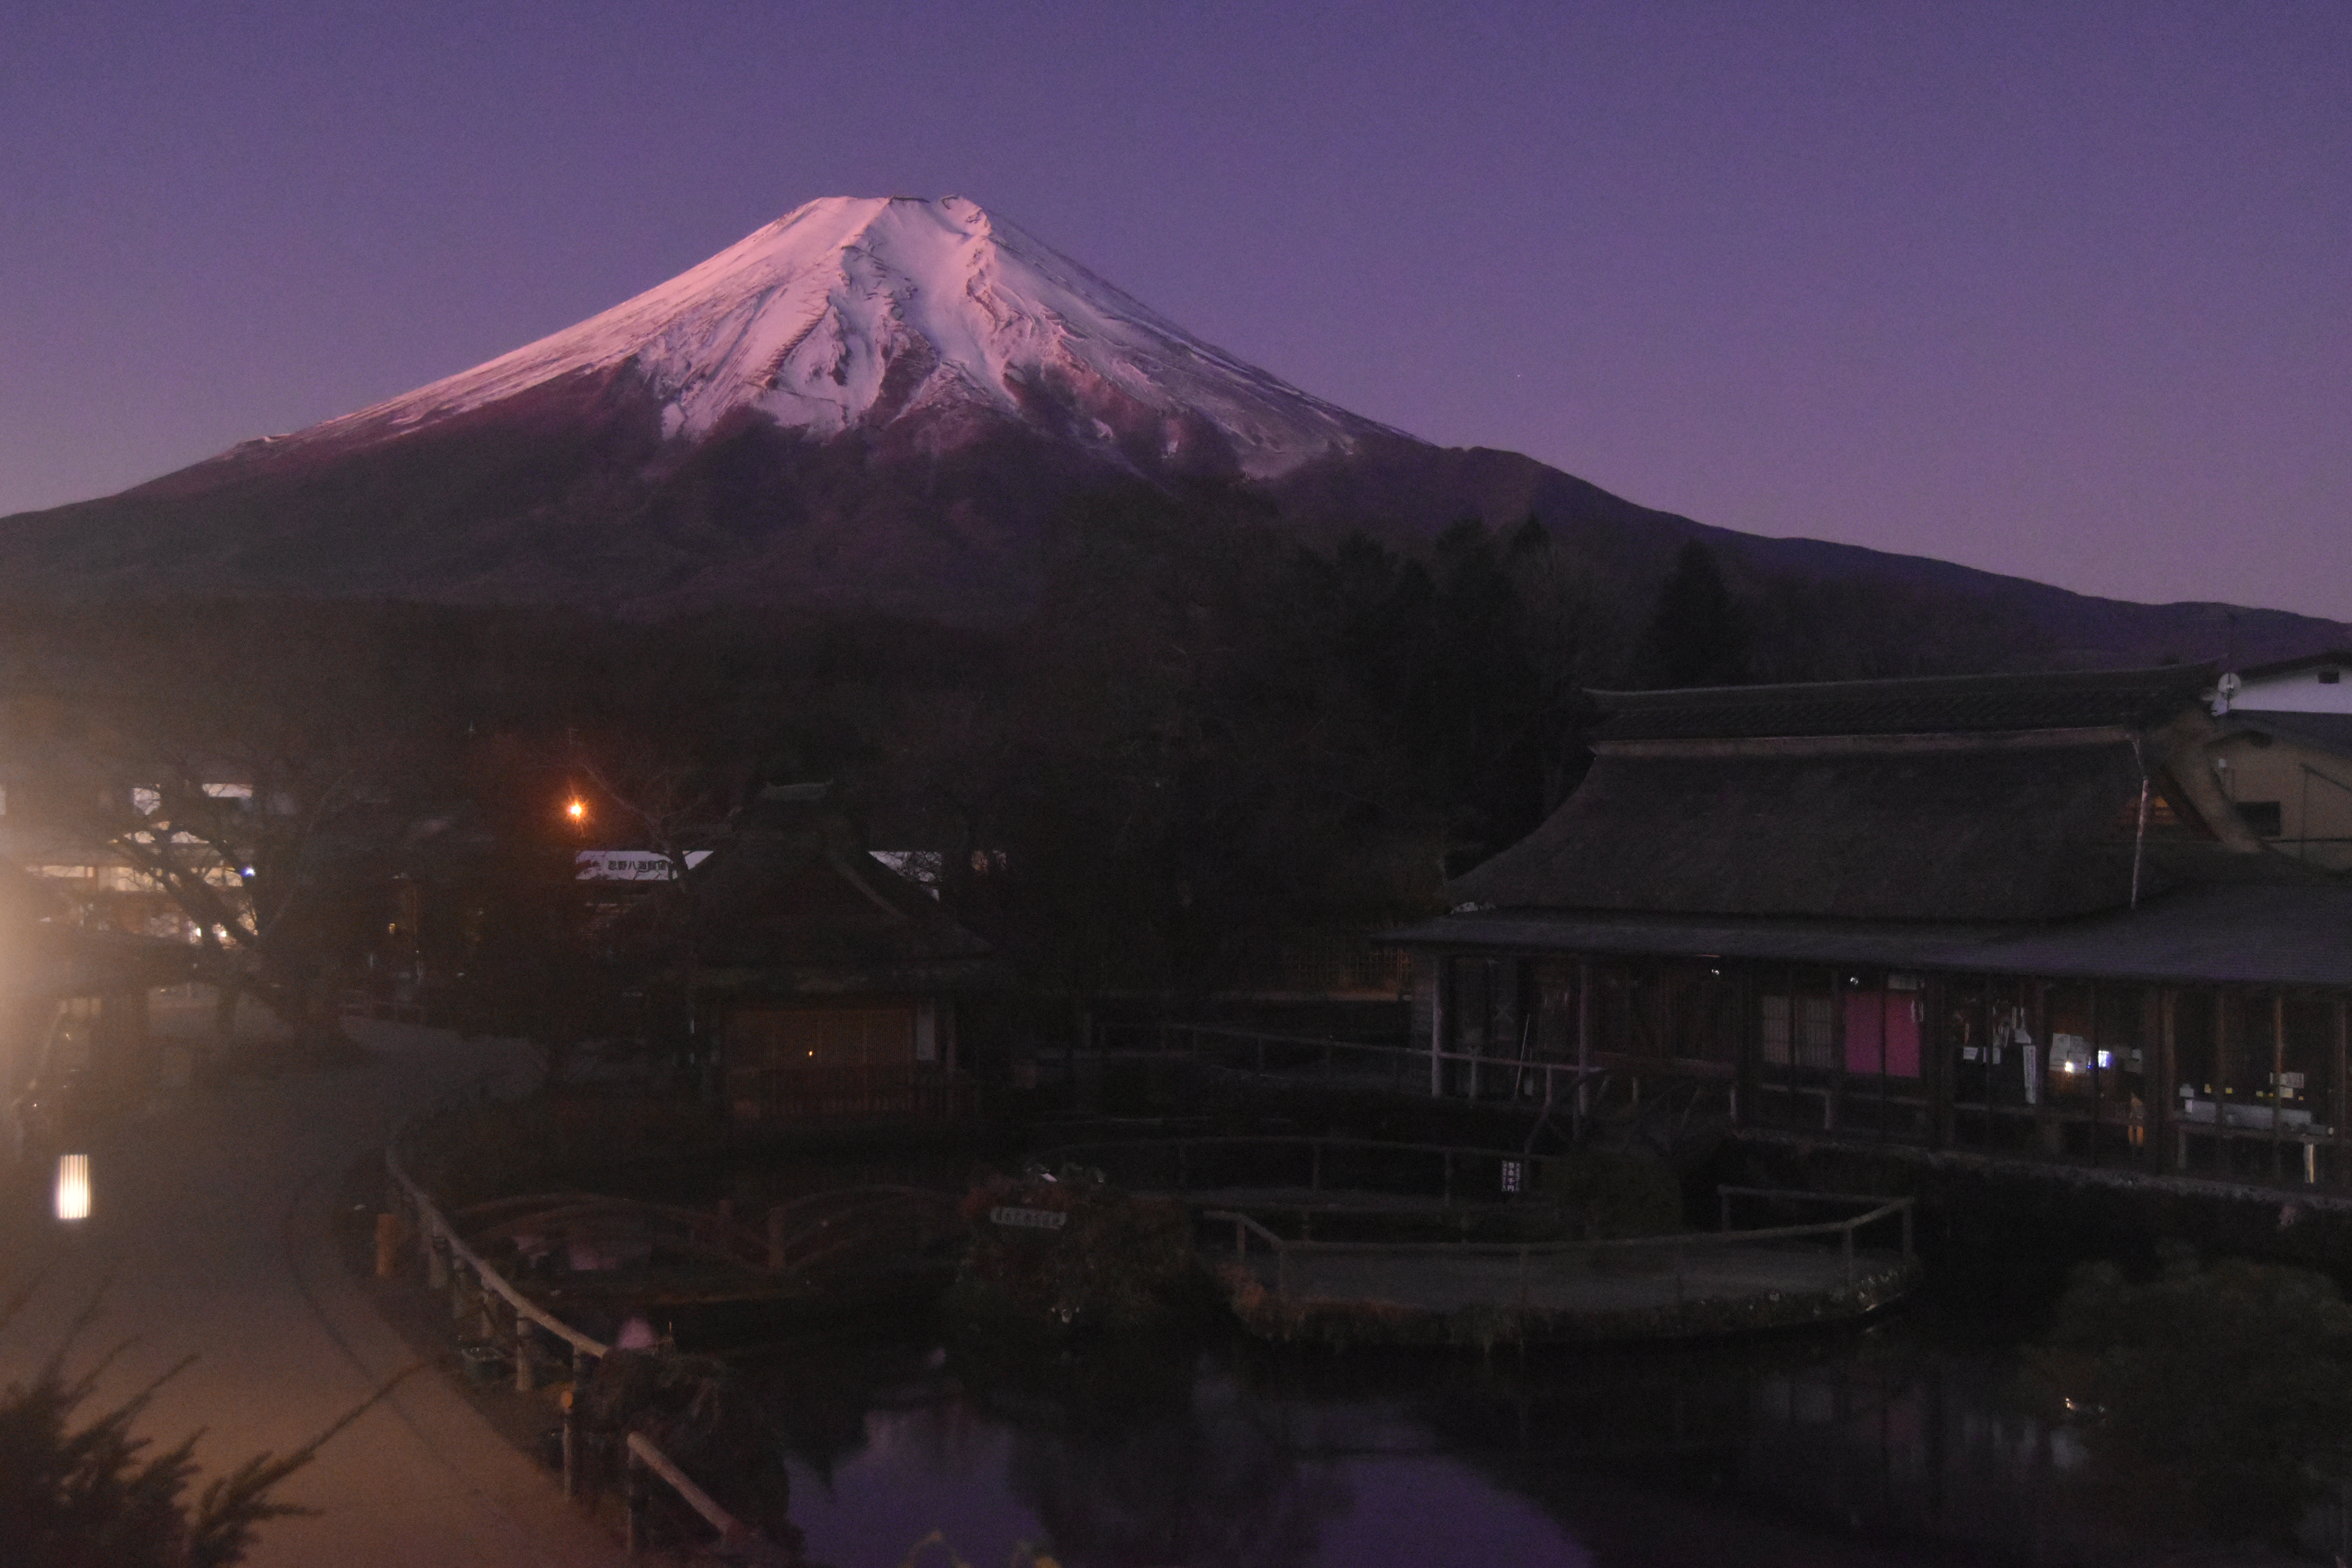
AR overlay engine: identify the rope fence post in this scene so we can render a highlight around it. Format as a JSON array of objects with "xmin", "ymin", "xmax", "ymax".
[
  {"xmin": 624, "ymin": 1446, "xmax": 648, "ymax": 1554},
  {"xmin": 560, "ymin": 1387, "xmax": 581, "ymax": 1500}
]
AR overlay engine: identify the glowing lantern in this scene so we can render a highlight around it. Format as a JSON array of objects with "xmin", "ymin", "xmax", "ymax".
[{"xmin": 54, "ymin": 1153, "xmax": 91, "ymax": 1222}]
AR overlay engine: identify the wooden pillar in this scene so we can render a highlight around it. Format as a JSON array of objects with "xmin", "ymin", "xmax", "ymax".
[
  {"xmin": 2159, "ymin": 988, "xmax": 2180, "ymax": 1172},
  {"xmin": 1876, "ymin": 983, "xmax": 1891, "ymax": 1143},
  {"xmin": 2032, "ymin": 982, "xmax": 2054, "ymax": 1156},
  {"xmin": 1429, "ymin": 956, "xmax": 1446, "ymax": 1098},
  {"xmin": 374, "ymin": 1211, "xmax": 403, "ymax": 1279},
  {"xmin": 2334, "ymin": 997, "xmax": 2349, "ymax": 1187},
  {"xmin": 1785, "ymin": 962, "xmax": 1801, "ymax": 1131},
  {"xmin": 561, "ymin": 1388, "xmax": 581, "ymax": 1500},
  {"xmin": 1827, "ymin": 969, "xmax": 1844, "ymax": 1134},
  {"xmin": 1575, "ymin": 956, "xmax": 1592, "ymax": 1131},
  {"xmin": 1925, "ymin": 976, "xmax": 1948, "ymax": 1151},
  {"xmin": 624, "ymin": 1450, "xmax": 649, "ymax": 1553},
  {"xmin": 2087, "ymin": 985, "xmax": 2102, "ymax": 1168},
  {"xmin": 2272, "ymin": 992, "xmax": 2288, "ymax": 1182},
  {"xmin": 1735, "ymin": 967, "xmax": 1757, "ymax": 1134},
  {"xmin": 2216, "ymin": 989, "xmax": 2235, "ymax": 1175}
]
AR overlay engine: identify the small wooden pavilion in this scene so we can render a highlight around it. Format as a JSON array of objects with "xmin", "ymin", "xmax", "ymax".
[
  {"xmin": 1390, "ymin": 666, "xmax": 2352, "ymax": 1187},
  {"xmin": 670, "ymin": 787, "xmax": 1007, "ymax": 1124}
]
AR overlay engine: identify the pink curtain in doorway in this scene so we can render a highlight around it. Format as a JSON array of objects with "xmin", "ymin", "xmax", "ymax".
[{"xmin": 1845, "ymin": 992, "xmax": 1922, "ymax": 1077}]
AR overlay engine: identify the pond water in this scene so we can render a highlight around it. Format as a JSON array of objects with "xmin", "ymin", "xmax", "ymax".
[{"xmin": 736, "ymin": 1304, "xmax": 2298, "ymax": 1568}]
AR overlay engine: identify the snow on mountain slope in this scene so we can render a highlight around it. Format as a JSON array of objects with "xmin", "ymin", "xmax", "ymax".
[{"xmin": 283, "ymin": 196, "xmax": 1401, "ymax": 480}]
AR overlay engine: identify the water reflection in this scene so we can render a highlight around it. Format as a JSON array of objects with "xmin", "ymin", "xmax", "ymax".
[{"xmin": 743, "ymin": 1314, "xmax": 2259, "ymax": 1567}]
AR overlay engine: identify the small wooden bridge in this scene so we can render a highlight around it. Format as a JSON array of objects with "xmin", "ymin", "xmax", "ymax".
[
  {"xmin": 452, "ymin": 1184, "xmax": 966, "ymax": 1319},
  {"xmin": 1207, "ymin": 1186, "xmax": 1921, "ymax": 1346}
]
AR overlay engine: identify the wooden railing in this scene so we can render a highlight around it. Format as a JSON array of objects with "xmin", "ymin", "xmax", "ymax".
[
  {"xmin": 1086, "ymin": 1022, "xmax": 1738, "ymax": 1127},
  {"xmin": 383, "ymin": 1111, "xmax": 789, "ymax": 1561},
  {"xmin": 623, "ymin": 1432, "xmax": 788, "ymax": 1563},
  {"xmin": 1208, "ymin": 1185, "xmax": 1916, "ymax": 1300},
  {"xmin": 727, "ymin": 1061, "xmax": 975, "ymax": 1123},
  {"xmin": 1032, "ymin": 1132, "xmax": 1544, "ymax": 1209}
]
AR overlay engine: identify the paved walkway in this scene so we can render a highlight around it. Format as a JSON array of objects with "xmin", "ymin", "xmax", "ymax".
[{"xmin": 0, "ymin": 1018, "xmax": 632, "ymax": 1567}]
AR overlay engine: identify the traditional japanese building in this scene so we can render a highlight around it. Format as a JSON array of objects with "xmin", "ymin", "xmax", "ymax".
[
  {"xmin": 660, "ymin": 785, "xmax": 1009, "ymax": 1123},
  {"xmin": 1390, "ymin": 665, "xmax": 2352, "ymax": 1187}
]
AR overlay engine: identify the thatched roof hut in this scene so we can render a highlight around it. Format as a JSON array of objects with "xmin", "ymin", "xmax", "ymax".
[{"xmin": 1442, "ymin": 665, "xmax": 2307, "ymax": 925}]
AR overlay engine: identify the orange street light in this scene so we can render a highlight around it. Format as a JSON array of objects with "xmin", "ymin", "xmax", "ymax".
[{"xmin": 564, "ymin": 796, "xmax": 589, "ymax": 828}]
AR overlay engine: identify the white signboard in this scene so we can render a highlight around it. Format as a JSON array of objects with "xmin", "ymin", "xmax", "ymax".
[
  {"xmin": 989, "ymin": 1206, "xmax": 1069, "ymax": 1232},
  {"xmin": 575, "ymin": 849, "xmax": 711, "ymax": 882}
]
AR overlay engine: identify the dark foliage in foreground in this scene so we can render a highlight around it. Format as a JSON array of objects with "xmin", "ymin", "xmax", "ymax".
[
  {"xmin": 2028, "ymin": 1245, "xmax": 2352, "ymax": 1543},
  {"xmin": 0, "ymin": 1283, "xmax": 335, "ymax": 1568}
]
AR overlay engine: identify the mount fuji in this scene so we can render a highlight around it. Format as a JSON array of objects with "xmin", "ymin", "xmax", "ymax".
[
  {"xmin": 245, "ymin": 195, "xmax": 1400, "ymax": 484},
  {"xmin": 0, "ymin": 196, "xmax": 1449, "ymax": 616},
  {"xmin": 0, "ymin": 195, "xmax": 2341, "ymax": 661}
]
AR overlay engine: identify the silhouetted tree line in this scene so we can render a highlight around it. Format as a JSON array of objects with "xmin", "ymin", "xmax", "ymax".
[{"xmin": 0, "ymin": 486, "xmax": 2049, "ymax": 1015}]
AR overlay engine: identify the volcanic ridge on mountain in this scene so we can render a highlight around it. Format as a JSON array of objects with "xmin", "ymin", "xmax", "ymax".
[{"xmin": 0, "ymin": 194, "xmax": 2339, "ymax": 662}]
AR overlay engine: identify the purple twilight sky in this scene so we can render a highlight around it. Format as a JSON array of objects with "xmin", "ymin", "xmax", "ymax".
[{"xmin": 2, "ymin": 1, "xmax": 2346, "ymax": 619}]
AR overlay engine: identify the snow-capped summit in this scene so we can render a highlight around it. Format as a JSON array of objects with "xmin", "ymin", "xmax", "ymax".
[
  {"xmin": 0, "ymin": 195, "xmax": 1456, "ymax": 617},
  {"xmin": 299, "ymin": 195, "xmax": 1397, "ymax": 479}
]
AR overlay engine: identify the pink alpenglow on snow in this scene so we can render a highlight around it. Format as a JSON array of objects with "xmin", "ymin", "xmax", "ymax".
[{"xmin": 282, "ymin": 196, "xmax": 1398, "ymax": 481}]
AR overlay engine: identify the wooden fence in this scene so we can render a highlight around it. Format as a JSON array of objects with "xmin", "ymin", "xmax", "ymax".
[
  {"xmin": 1208, "ymin": 1185, "xmax": 1916, "ymax": 1300},
  {"xmin": 1086, "ymin": 1022, "xmax": 1737, "ymax": 1132},
  {"xmin": 383, "ymin": 1118, "xmax": 789, "ymax": 1561}
]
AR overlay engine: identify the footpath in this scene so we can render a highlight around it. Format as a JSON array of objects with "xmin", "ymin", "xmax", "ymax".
[{"xmin": 0, "ymin": 1016, "xmax": 634, "ymax": 1568}]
